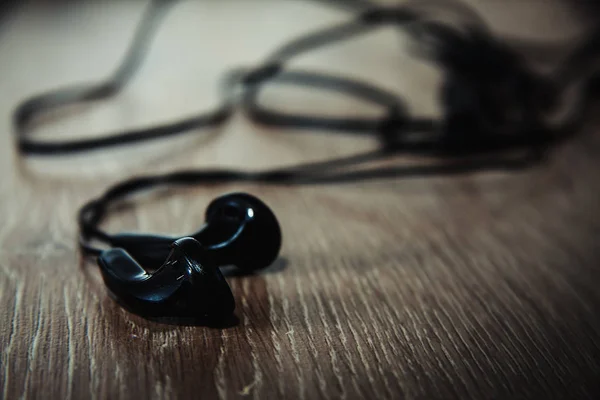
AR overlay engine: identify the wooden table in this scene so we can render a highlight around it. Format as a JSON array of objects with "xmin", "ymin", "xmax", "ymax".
[{"xmin": 1, "ymin": 1, "xmax": 599, "ymax": 399}]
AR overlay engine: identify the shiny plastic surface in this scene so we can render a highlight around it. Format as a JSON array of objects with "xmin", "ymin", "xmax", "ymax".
[
  {"xmin": 109, "ymin": 193, "xmax": 282, "ymax": 272},
  {"xmin": 98, "ymin": 237, "xmax": 235, "ymax": 318}
]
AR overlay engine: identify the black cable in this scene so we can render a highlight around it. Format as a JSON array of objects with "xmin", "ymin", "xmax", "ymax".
[
  {"xmin": 12, "ymin": 0, "xmax": 233, "ymax": 155},
  {"xmin": 11, "ymin": 0, "xmax": 600, "ymax": 256},
  {"xmin": 240, "ymin": 68, "xmax": 407, "ymax": 133},
  {"xmin": 307, "ymin": 0, "xmax": 376, "ymax": 12}
]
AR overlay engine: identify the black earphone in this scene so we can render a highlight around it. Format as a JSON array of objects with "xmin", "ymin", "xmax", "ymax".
[
  {"xmin": 94, "ymin": 193, "xmax": 281, "ymax": 319},
  {"xmin": 11, "ymin": 0, "xmax": 600, "ymax": 322}
]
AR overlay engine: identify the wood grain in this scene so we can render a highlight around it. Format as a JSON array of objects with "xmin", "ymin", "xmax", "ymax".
[{"xmin": 1, "ymin": 1, "xmax": 600, "ymax": 399}]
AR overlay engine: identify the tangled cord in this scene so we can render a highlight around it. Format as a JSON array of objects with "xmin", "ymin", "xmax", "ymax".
[{"xmin": 11, "ymin": 0, "xmax": 600, "ymax": 255}]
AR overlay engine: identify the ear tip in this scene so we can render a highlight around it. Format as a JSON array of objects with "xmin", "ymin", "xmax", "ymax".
[
  {"xmin": 205, "ymin": 192, "xmax": 276, "ymax": 220},
  {"xmin": 237, "ymin": 192, "xmax": 283, "ymax": 270},
  {"xmin": 262, "ymin": 219, "xmax": 283, "ymax": 266},
  {"xmin": 205, "ymin": 192, "xmax": 283, "ymax": 271}
]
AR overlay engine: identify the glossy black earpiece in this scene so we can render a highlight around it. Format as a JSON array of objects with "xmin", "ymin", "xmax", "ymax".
[
  {"xmin": 98, "ymin": 237, "xmax": 235, "ymax": 318},
  {"xmin": 108, "ymin": 192, "xmax": 282, "ymax": 273}
]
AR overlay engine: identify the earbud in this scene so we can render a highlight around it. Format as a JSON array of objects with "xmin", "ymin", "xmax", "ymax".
[
  {"xmin": 107, "ymin": 192, "xmax": 282, "ymax": 273},
  {"xmin": 98, "ymin": 237, "xmax": 235, "ymax": 318},
  {"xmin": 96, "ymin": 192, "xmax": 281, "ymax": 319}
]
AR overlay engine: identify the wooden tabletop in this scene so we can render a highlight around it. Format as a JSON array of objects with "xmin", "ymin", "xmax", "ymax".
[{"xmin": 1, "ymin": 1, "xmax": 599, "ymax": 399}]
